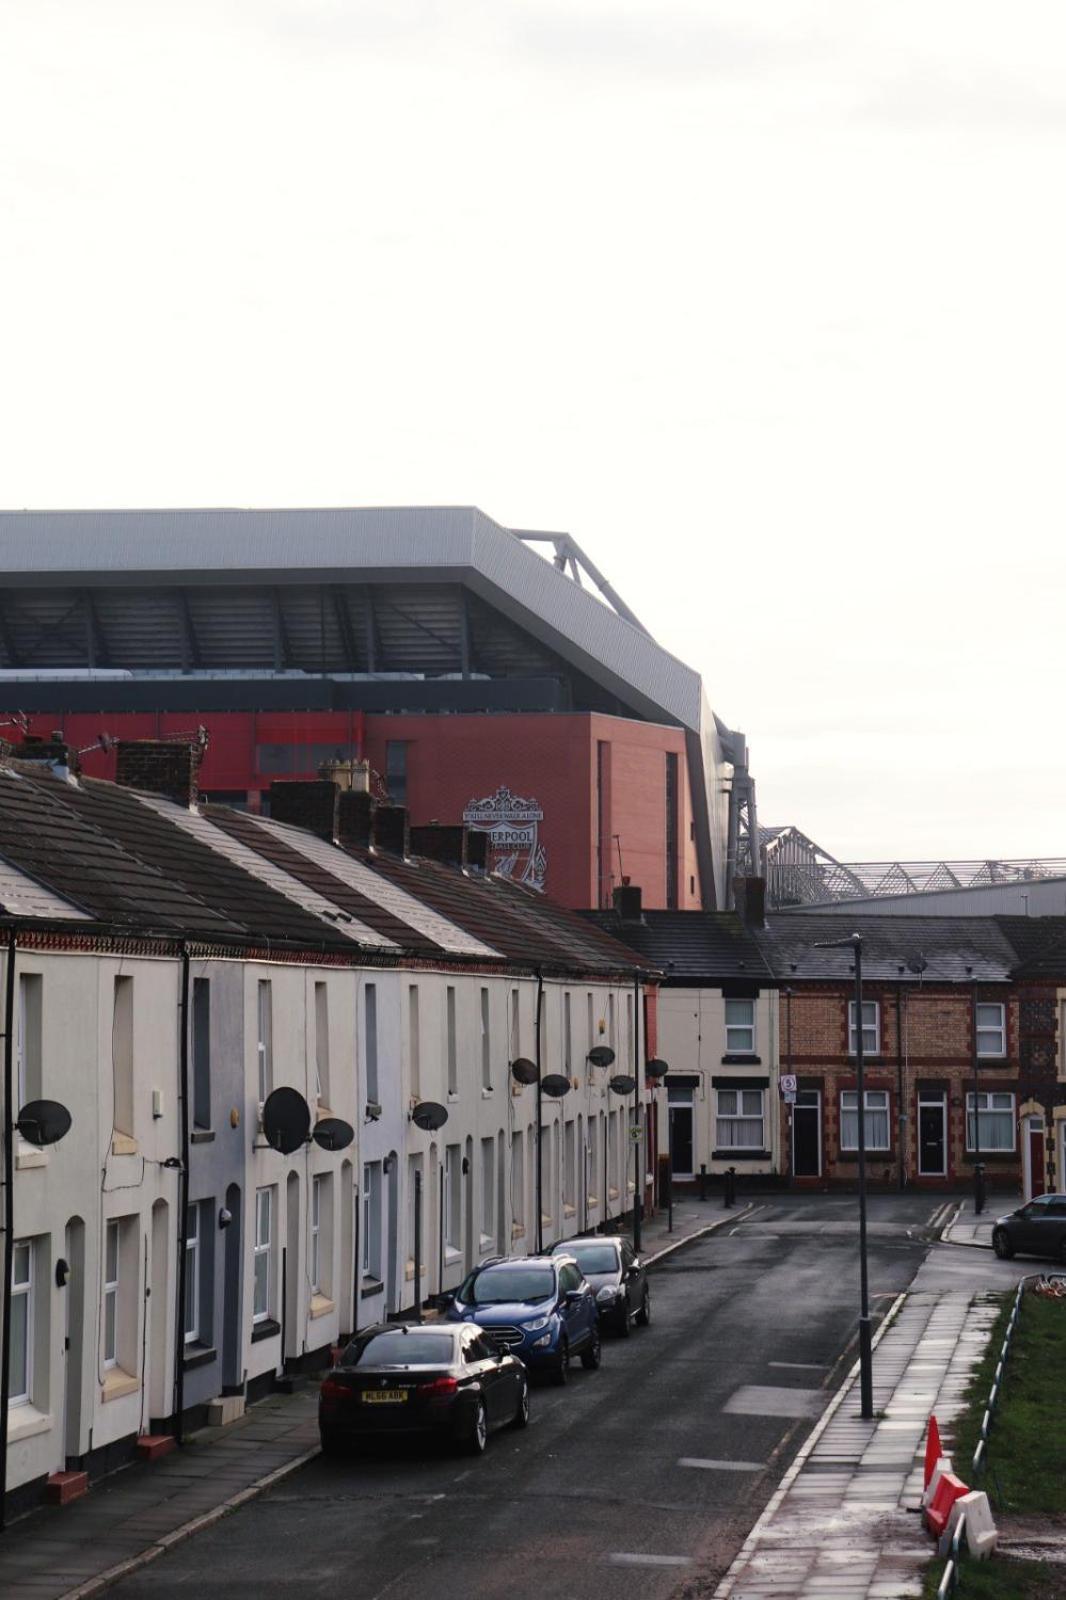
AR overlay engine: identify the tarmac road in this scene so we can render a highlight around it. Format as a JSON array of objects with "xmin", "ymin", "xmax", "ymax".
[{"xmin": 108, "ymin": 1194, "xmax": 948, "ymax": 1600}]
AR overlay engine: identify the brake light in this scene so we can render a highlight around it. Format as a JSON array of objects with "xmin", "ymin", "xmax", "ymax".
[
  {"xmin": 320, "ymin": 1377, "xmax": 349, "ymax": 1404},
  {"xmin": 417, "ymin": 1376, "xmax": 459, "ymax": 1398}
]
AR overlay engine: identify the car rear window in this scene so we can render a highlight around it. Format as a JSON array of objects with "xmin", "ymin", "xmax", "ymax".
[{"xmin": 344, "ymin": 1330, "xmax": 455, "ymax": 1367}]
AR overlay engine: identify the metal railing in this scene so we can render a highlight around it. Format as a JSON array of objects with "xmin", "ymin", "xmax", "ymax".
[{"xmin": 936, "ymin": 1513, "xmax": 968, "ymax": 1600}]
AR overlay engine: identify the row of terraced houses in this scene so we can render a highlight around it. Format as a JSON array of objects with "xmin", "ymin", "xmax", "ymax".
[{"xmin": 3, "ymin": 736, "xmax": 1066, "ymax": 1515}]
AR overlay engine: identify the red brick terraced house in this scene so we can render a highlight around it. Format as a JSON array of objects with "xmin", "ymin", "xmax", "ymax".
[
  {"xmin": 992, "ymin": 917, "xmax": 1066, "ymax": 1199},
  {"xmin": 757, "ymin": 915, "xmax": 1024, "ymax": 1193}
]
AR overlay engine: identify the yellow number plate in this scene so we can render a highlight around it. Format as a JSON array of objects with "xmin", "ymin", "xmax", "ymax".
[{"xmin": 364, "ymin": 1389, "xmax": 407, "ymax": 1404}]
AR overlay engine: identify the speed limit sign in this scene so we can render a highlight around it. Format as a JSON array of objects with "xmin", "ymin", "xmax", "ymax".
[{"xmin": 779, "ymin": 1074, "xmax": 797, "ymax": 1095}]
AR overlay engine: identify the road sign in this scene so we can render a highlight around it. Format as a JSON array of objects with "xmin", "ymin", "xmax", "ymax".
[
  {"xmin": 779, "ymin": 1074, "xmax": 797, "ymax": 1094},
  {"xmin": 783, "ymin": 1091, "xmax": 797, "ymax": 1105}
]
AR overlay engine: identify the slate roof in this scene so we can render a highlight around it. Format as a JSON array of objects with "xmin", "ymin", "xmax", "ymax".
[
  {"xmin": 757, "ymin": 914, "xmax": 1017, "ymax": 984},
  {"xmin": 994, "ymin": 916, "xmax": 1066, "ymax": 978},
  {"xmin": 582, "ymin": 910, "xmax": 771, "ymax": 983}
]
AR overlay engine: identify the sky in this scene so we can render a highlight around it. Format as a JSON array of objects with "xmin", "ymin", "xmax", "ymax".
[{"xmin": 2, "ymin": 1, "xmax": 1065, "ymax": 864}]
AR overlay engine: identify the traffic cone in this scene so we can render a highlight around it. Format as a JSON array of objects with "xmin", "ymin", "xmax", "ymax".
[{"xmin": 924, "ymin": 1415, "xmax": 943, "ymax": 1490}]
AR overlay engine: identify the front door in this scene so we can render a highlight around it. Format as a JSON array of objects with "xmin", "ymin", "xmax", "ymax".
[
  {"xmin": 668, "ymin": 1088, "xmax": 694, "ymax": 1179},
  {"xmin": 918, "ymin": 1096, "xmax": 947, "ymax": 1178},
  {"xmin": 1026, "ymin": 1117, "xmax": 1047, "ymax": 1199},
  {"xmin": 793, "ymin": 1091, "xmax": 821, "ymax": 1178}
]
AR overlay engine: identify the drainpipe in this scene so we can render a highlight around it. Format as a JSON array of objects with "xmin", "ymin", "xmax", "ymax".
[
  {"xmin": 896, "ymin": 984, "xmax": 905, "ymax": 1191},
  {"xmin": 172, "ymin": 945, "xmax": 191, "ymax": 1444},
  {"xmin": 534, "ymin": 970, "xmax": 544, "ymax": 1254},
  {"xmin": 633, "ymin": 975, "xmax": 642, "ymax": 1252},
  {"xmin": 0, "ymin": 928, "xmax": 17, "ymax": 1529}
]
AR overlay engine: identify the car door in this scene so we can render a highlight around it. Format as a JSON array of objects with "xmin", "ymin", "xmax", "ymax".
[
  {"xmin": 620, "ymin": 1242, "xmax": 642, "ymax": 1320},
  {"xmin": 1013, "ymin": 1196, "xmax": 1051, "ymax": 1253},
  {"xmin": 1025, "ymin": 1195, "xmax": 1062, "ymax": 1261},
  {"xmin": 558, "ymin": 1264, "xmax": 588, "ymax": 1349},
  {"xmin": 464, "ymin": 1331, "xmax": 505, "ymax": 1422},
  {"xmin": 1047, "ymin": 1197, "xmax": 1066, "ymax": 1261}
]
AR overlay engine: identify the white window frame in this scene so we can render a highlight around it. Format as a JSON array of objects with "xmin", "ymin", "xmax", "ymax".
[
  {"xmin": 848, "ymin": 1000, "xmax": 880, "ymax": 1057},
  {"xmin": 976, "ymin": 1003, "xmax": 1006, "ymax": 1059},
  {"xmin": 715, "ymin": 1087, "xmax": 765, "ymax": 1149},
  {"xmin": 839, "ymin": 1089, "xmax": 891, "ymax": 1152},
  {"xmin": 103, "ymin": 1219, "xmax": 120, "ymax": 1368},
  {"xmin": 253, "ymin": 1187, "xmax": 272, "ymax": 1323},
  {"xmin": 10, "ymin": 1240, "xmax": 32, "ymax": 1406},
  {"xmin": 480, "ymin": 987, "xmax": 491, "ymax": 1090},
  {"xmin": 724, "ymin": 998, "xmax": 756, "ymax": 1055},
  {"xmin": 446, "ymin": 986, "xmax": 458, "ymax": 1096},
  {"xmin": 184, "ymin": 1204, "xmax": 200, "ymax": 1345},
  {"xmin": 967, "ymin": 1092, "xmax": 1016, "ymax": 1153},
  {"xmin": 445, "ymin": 1144, "xmax": 461, "ymax": 1253},
  {"xmin": 310, "ymin": 1174, "xmax": 322, "ymax": 1295},
  {"xmin": 314, "ymin": 982, "xmax": 329, "ymax": 1107},
  {"xmin": 480, "ymin": 1138, "xmax": 494, "ymax": 1249},
  {"xmin": 16, "ymin": 974, "xmax": 42, "ymax": 1112},
  {"xmin": 256, "ymin": 980, "xmax": 273, "ymax": 1104}
]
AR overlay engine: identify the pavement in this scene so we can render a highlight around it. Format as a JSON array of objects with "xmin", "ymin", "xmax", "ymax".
[
  {"xmin": 941, "ymin": 1192, "xmax": 1022, "ymax": 1249},
  {"xmin": 0, "ymin": 1194, "xmax": 751, "ymax": 1600}
]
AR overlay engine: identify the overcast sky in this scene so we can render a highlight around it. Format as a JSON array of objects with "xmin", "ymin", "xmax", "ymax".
[{"xmin": 2, "ymin": 2, "xmax": 1064, "ymax": 864}]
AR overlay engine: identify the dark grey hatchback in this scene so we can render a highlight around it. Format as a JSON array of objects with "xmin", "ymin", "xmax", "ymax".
[
  {"xmin": 992, "ymin": 1194, "xmax": 1066, "ymax": 1263},
  {"xmin": 319, "ymin": 1323, "xmax": 529, "ymax": 1457}
]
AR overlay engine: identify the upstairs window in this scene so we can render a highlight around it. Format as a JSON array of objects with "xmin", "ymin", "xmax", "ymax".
[
  {"xmin": 975, "ymin": 1003, "xmax": 1006, "ymax": 1058},
  {"xmin": 724, "ymin": 999, "xmax": 756, "ymax": 1054},
  {"xmin": 192, "ymin": 978, "xmax": 211, "ymax": 1130},
  {"xmin": 848, "ymin": 1000, "xmax": 880, "ymax": 1057},
  {"xmin": 314, "ymin": 982, "xmax": 330, "ymax": 1107},
  {"xmin": 16, "ymin": 974, "xmax": 42, "ymax": 1110},
  {"xmin": 256, "ymin": 981, "xmax": 273, "ymax": 1103}
]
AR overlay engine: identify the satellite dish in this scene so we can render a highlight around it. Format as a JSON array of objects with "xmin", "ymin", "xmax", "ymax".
[
  {"xmin": 609, "ymin": 1073, "xmax": 637, "ymax": 1096},
  {"xmin": 16, "ymin": 1099, "xmax": 72, "ymax": 1147},
  {"xmin": 261, "ymin": 1087, "xmax": 311, "ymax": 1155},
  {"xmin": 644, "ymin": 1057, "xmax": 669, "ymax": 1079},
  {"xmin": 587, "ymin": 1045, "xmax": 615, "ymax": 1069},
  {"xmin": 540, "ymin": 1073, "xmax": 571, "ymax": 1098},
  {"xmin": 312, "ymin": 1117, "xmax": 355, "ymax": 1152},
  {"xmin": 907, "ymin": 953, "xmax": 928, "ymax": 975},
  {"xmin": 411, "ymin": 1100, "xmax": 449, "ymax": 1132},
  {"xmin": 510, "ymin": 1057, "xmax": 538, "ymax": 1086}
]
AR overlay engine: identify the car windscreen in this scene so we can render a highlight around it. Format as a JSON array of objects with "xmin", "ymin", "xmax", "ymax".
[
  {"xmin": 463, "ymin": 1267, "xmax": 555, "ymax": 1305},
  {"xmin": 563, "ymin": 1244, "xmax": 620, "ymax": 1274},
  {"xmin": 345, "ymin": 1331, "xmax": 456, "ymax": 1367}
]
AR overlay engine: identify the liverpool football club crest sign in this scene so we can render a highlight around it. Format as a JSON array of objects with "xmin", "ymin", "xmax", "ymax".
[{"xmin": 463, "ymin": 786, "xmax": 547, "ymax": 891}]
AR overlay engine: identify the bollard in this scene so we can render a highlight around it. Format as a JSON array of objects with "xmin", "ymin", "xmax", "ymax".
[
  {"xmin": 974, "ymin": 1161, "xmax": 986, "ymax": 1217},
  {"xmin": 699, "ymin": 1163, "xmax": 707, "ymax": 1203},
  {"xmin": 723, "ymin": 1167, "xmax": 736, "ymax": 1209}
]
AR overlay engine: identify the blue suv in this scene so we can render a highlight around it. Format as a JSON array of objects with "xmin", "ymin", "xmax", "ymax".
[{"xmin": 447, "ymin": 1255, "xmax": 600, "ymax": 1384}]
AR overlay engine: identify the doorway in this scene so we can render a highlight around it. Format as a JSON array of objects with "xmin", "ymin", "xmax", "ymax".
[
  {"xmin": 793, "ymin": 1091, "xmax": 821, "ymax": 1178},
  {"xmin": 1024, "ymin": 1116, "xmax": 1046, "ymax": 1200},
  {"xmin": 148, "ymin": 1200, "xmax": 169, "ymax": 1425},
  {"xmin": 667, "ymin": 1085, "xmax": 694, "ymax": 1179},
  {"xmin": 918, "ymin": 1094, "xmax": 947, "ymax": 1178},
  {"xmin": 62, "ymin": 1216, "xmax": 85, "ymax": 1465},
  {"xmin": 222, "ymin": 1183, "xmax": 243, "ymax": 1392}
]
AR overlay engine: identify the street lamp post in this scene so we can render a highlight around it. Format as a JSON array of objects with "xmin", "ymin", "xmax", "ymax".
[{"xmin": 816, "ymin": 932, "xmax": 874, "ymax": 1421}]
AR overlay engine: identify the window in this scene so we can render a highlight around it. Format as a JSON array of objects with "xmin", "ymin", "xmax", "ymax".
[
  {"xmin": 480, "ymin": 988, "xmax": 491, "ymax": 1090},
  {"xmin": 362, "ymin": 1163, "xmax": 382, "ymax": 1280},
  {"xmin": 256, "ymin": 981, "xmax": 273, "ymax": 1103},
  {"xmin": 480, "ymin": 1138, "xmax": 494, "ymax": 1247},
  {"xmin": 310, "ymin": 1175, "xmax": 323, "ymax": 1295},
  {"xmin": 314, "ymin": 983, "xmax": 330, "ymax": 1107},
  {"xmin": 253, "ymin": 1188, "xmax": 272, "ymax": 1322},
  {"xmin": 16, "ymin": 974, "xmax": 42, "ymax": 1111},
  {"xmin": 967, "ymin": 1092, "xmax": 1015, "ymax": 1153},
  {"xmin": 665, "ymin": 751, "xmax": 679, "ymax": 910},
  {"xmin": 364, "ymin": 984, "xmax": 379, "ymax": 1105},
  {"xmin": 385, "ymin": 741, "xmax": 408, "ymax": 806},
  {"xmin": 839, "ymin": 1089, "xmax": 891, "ymax": 1151},
  {"xmin": 976, "ymin": 1003, "xmax": 1006, "ymax": 1058},
  {"xmin": 626, "ymin": 993, "xmax": 635, "ymax": 1070},
  {"xmin": 10, "ymin": 1241, "xmax": 32, "ymax": 1405},
  {"xmin": 725, "ymin": 999, "xmax": 756, "ymax": 1054},
  {"xmin": 716, "ymin": 1088, "xmax": 765, "ymax": 1149},
  {"xmin": 103, "ymin": 1220, "xmax": 120, "ymax": 1366},
  {"xmin": 563, "ymin": 1119, "xmax": 576, "ymax": 1211},
  {"xmin": 408, "ymin": 985, "xmax": 421, "ymax": 1098},
  {"xmin": 192, "ymin": 978, "xmax": 211, "ymax": 1130},
  {"xmin": 445, "ymin": 1145, "xmax": 461, "ymax": 1253},
  {"xmin": 848, "ymin": 1001, "xmax": 880, "ymax": 1056},
  {"xmin": 563, "ymin": 992, "xmax": 572, "ymax": 1074},
  {"xmin": 112, "ymin": 976, "xmax": 134, "ymax": 1138},
  {"xmin": 184, "ymin": 1204, "xmax": 200, "ymax": 1344},
  {"xmin": 446, "ymin": 986, "xmax": 458, "ymax": 1096},
  {"xmin": 509, "ymin": 988, "xmax": 520, "ymax": 1062},
  {"xmin": 511, "ymin": 1132, "xmax": 525, "ymax": 1228},
  {"xmin": 608, "ymin": 994, "xmax": 616, "ymax": 1049}
]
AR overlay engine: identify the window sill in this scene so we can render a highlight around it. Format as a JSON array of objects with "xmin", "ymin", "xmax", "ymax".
[
  {"xmin": 404, "ymin": 1262, "xmax": 428, "ymax": 1282},
  {"xmin": 183, "ymin": 1343, "xmax": 217, "ymax": 1372},
  {"xmin": 963, "ymin": 1151, "xmax": 1018, "ymax": 1164},
  {"xmin": 251, "ymin": 1317, "xmax": 281, "ymax": 1344},
  {"xmin": 563, "ymin": 1203, "xmax": 576, "ymax": 1219},
  {"xmin": 190, "ymin": 1129, "xmax": 215, "ymax": 1145},
  {"xmin": 360, "ymin": 1277, "xmax": 384, "ymax": 1301},
  {"xmin": 16, "ymin": 1143, "xmax": 47, "ymax": 1170},
  {"xmin": 111, "ymin": 1133, "xmax": 138, "ymax": 1157},
  {"xmin": 447, "ymin": 1092, "xmax": 459, "ymax": 1104},
  {"xmin": 587, "ymin": 1194, "xmax": 600, "ymax": 1209},
  {"xmin": 310, "ymin": 1295, "xmax": 335, "ymax": 1321},
  {"xmin": 481, "ymin": 1087, "xmax": 494, "ymax": 1099},
  {"xmin": 511, "ymin": 1222, "xmax": 526, "ymax": 1240},
  {"xmin": 7, "ymin": 1403, "xmax": 51, "ymax": 1443},
  {"xmin": 316, "ymin": 1104, "xmax": 334, "ymax": 1120},
  {"xmin": 712, "ymin": 1150, "xmax": 772, "ymax": 1162},
  {"xmin": 479, "ymin": 1235, "xmax": 495, "ymax": 1254},
  {"xmin": 838, "ymin": 1150, "xmax": 894, "ymax": 1161},
  {"xmin": 608, "ymin": 1186, "xmax": 620, "ymax": 1201},
  {"xmin": 101, "ymin": 1368, "xmax": 139, "ymax": 1402},
  {"xmin": 444, "ymin": 1246, "xmax": 462, "ymax": 1265},
  {"xmin": 721, "ymin": 1054, "xmax": 761, "ymax": 1066}
]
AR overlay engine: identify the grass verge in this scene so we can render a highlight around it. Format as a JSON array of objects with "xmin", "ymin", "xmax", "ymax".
[{"xmin": 923, "ymin": 1554, "xmax": 1066, "ymax": 1599}]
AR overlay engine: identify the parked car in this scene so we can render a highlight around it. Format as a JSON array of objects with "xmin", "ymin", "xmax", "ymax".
[
  {"xmin": 318, "ymin": 1322, "xmax": 529, "ymax": 1457},
  {"xmin": 992, "ymin": 1194, "xmax": 1066, "ymax": 1263},
  {"xmin": 447, "ymin": 1255, "xmax": 600, "ymax": 1383},
  {"xmin": 548, "ymin": 1235, "xmax": 650, "ymax": 1336}
]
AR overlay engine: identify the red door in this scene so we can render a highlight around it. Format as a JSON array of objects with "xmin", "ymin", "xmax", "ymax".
[{"xmin": 1029, "ymin": 1122, "xmax": 1047, "ymax": 1198}]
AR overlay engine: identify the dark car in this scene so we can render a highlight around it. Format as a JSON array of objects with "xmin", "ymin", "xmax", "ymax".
[
  {"xmin": 446, "ymin": 1255, "xmax": 600, "ymax": 1383},
  {"xmin": 548, "ymin": 1235, "xmax": 650, "ymax": 1336},
  {"xmin": 992, "ymin": 1194, "xmax": 1066, "ymax": 1263},
  {"xmin": 318, "ymin": 1322, "xmax": 529, "ymax": 1457}
]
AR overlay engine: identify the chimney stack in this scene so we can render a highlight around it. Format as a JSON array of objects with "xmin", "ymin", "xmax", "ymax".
[
  {"xmin": 612, "ymin": 882, "xmax": 643, "ymax": 921},
  {"xmin": 115, "ymin": 737, "xmax": 204, "ymax": 806},
  {"xmin": 268, "ymin": 780, "xmax": 338, "ymax": 841},
  {"xmin": 733, "ymin": 876, "xmax": 766, "ymax": 929},
  {"xmin": 12, "ymin": 732, "xmax": 76, "ymax": 777},
  {"xmin": 373, "ymin": 803, "xmax": 410, "ymax": 858},
  {"xmin": 409, "ymin": 824, "xmax": 469, "ymax": 869}
]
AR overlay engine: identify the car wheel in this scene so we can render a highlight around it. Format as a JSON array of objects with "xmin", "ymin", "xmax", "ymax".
[
  {"xmin": 319, "ymin": 1430, "xmax": 345, "ymax": 1460},
  {"xmin": 992, "ymin": 1229, "xmax": 1015, "ymax": 1260},
  {"xmin": 510, "ymin": 1379, "xmax": 530, "ymax": 1429},
  {"xmin": 580, "ymin": 1327, "xmax": 602, "ymax": 1370},
  {"xmin": 551, "ymin": 1341, "xmax": 570, "ymax": 1386},
  {"xmin": 636, "ymin": 1288, "xmax": 651, "ymax": 1327},
  {"xmin": 462, "ymin": 1399, "xmax": 488, "ymax": 1455}
]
